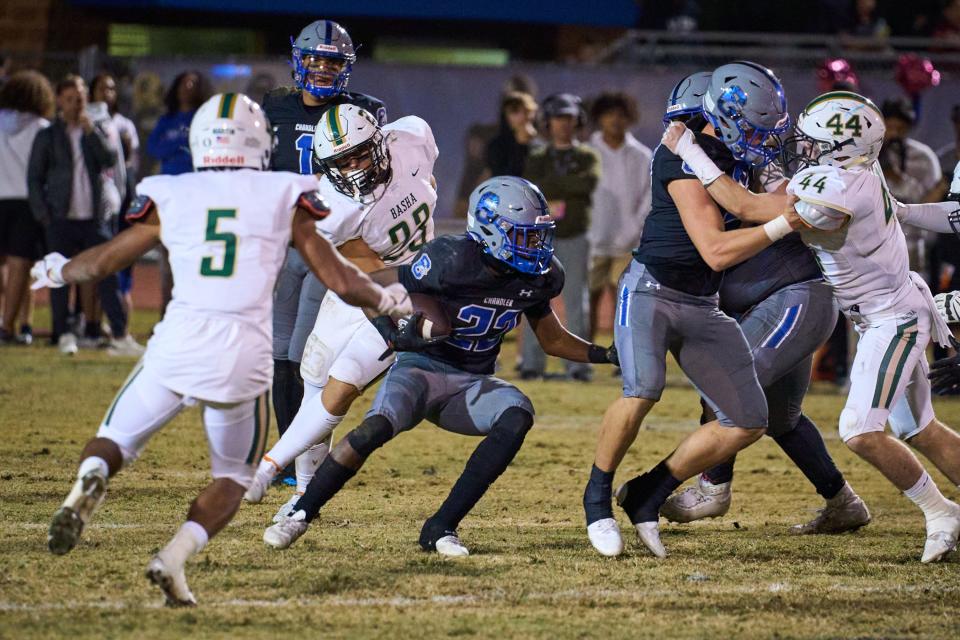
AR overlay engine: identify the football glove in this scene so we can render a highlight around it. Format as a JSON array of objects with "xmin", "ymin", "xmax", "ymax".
[
  {"xmin": 587, "ymin": 343, "xmax": 619, "ymax": 366},
  {"xmin": 373, "ymin": 313, "xmax": 443, "ymax": 361},
  {"xmin": 30, "ymin": 252, "xmax": 69, "ymax": 290},
  {"xmin": 928, "ymin": 338, "xmax": 960, "ymax": 396},
  {"xmin": 376, "ymin": 282, "xmax": 413, "ymax": 321},
  {"xmin": 935, "ymin": 291, "xmax": 960, "ymax": 324}
]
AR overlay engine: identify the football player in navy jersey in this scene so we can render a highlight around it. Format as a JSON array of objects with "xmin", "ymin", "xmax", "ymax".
[
  {"xmin": 263, "ymin": 176, "xmax": 618, "ymax": 556},
  {"xmin": 265, "ymin": 20, "xmax": 389, "ymax": 482}
]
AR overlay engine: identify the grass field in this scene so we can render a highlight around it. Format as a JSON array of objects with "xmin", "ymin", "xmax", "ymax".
[{"xmin": 2, "ymin": 311, "xmax": 960, "ymax": 639}]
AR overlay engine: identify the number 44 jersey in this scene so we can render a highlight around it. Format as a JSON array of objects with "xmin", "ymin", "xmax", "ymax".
[
  {"xmin": 315, "ymin": 116, "xmax": 438, "ymax": 265},
  {"xmin": 130, "ymin": 170, "xmax": 323, "ymax": 402}
]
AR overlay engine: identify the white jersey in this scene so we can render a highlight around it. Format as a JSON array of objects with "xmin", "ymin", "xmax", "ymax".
[
  {"xmin": 787, "ymin": 164, "xmax": 912, "ymax": 317},
  {"xmin": 315, "ymin": 115, "xmax": 438, "ymax": 266},
  {"xmin": 136, "ymin": 170, "xmax": 321, "ymax": 402}
]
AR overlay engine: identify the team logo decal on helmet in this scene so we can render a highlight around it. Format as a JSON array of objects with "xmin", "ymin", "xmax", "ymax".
[
  {"xmin": 189, "ymin": 93, "xmax": 272, "ymax": 170},
  {"xmin": 466, "ymin": 176, "xmax": 556, "ymax": 275},
  {"xmin": 312, "ymin": 105, "xmax": 390, "ymax": 199},
  {"xmin": 703, "ymin": 61, "xmax": 791, "ymax": 168},
  {"xmin": 291, "ymin": 20, "xmax": 357, "ymax": 98}
]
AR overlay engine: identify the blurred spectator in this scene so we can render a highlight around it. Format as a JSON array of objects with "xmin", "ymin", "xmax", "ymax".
[
  {"xmin": 0, "ymin": 53, "xmax": 10, "ymax": 89},
  {"xmin": 455, "ymin": 122, "xmax": 498, "ymax": 216},
  {"xmin": 521, "ymin": 93, "xmax": 600, "ymax": 381},
  {"xmin": 931, "ymin": 105, "xmax": 960, "ymax": 293},
  {"xmin": 146, "ymin": 70, "xmax": 210, "ymax": 318},
  {"xmin": 131, "ymin": 72, "xmax": 165, "ymax": 176},
  {"xmin": 0, "ymin": 71, "xmax": 54, "ymax": 344},
  {"xmin": 26, "ymin": 75, "xmax": 136, "ymax": 355},
  {"xmin": 933, "ymin": 0, "xmax": 960, "ymax": 41},
  {"xmin": 879, "ymin": 96, "xmax": 942, "ymax": 282},
  {"xmin": 91, "ymin": 72, "xmax": 140, "ymax": 318},
  {"xmin": 146, "ymin": 71, "xmax": 210, "ymax": 176},
  {"xmin": 485, "ymin": 91, "xmax": 538, "ymax": 178},
  {"xmin": 585, "ymin": 91, "xmax": 651, "ymax": 341},
  {"xmin": 842, "ymin": 0, "xmax": 891, "ymax": 38}
]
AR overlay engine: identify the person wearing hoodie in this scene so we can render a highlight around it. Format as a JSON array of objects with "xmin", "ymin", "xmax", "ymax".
[
  {"xmin": 484, "ymin": 91, "xmax": 539, "ymax": 178},
  {"xmin": 0, "ymin": 71, "xmax": 54, "ymax": 344}
]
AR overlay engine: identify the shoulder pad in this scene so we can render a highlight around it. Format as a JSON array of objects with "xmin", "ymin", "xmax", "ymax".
[
  {"xmin": 297, "ymin": 191, "xmax": 330, "ymax": 219},
  {"xmin": 787, "ymin": 166, "xmax": 849, "ymax": 211},
  {"xmin": 125, "ymin": 194, "xmax": 156, "ymax": 223}
]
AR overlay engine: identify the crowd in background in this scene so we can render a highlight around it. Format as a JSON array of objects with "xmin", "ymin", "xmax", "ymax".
[{"xmin": 0, "ymin": 56, "xmax": 958, "ymax": 385}]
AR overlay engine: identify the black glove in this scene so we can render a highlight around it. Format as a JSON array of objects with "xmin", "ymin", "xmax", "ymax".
[
  {"xmin": 373, "ymin": 313, "xmax": 439, "ymax": 361},
  {"xmin": 929, "ymin": 351, "xmax": 960, "ymax": 396},
  {"xmin": 587, "ymin": 343, "xmax": 619, "ymax": 366}
]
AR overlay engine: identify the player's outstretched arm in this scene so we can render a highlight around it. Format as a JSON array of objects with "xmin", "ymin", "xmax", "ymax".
[
  {"xmin": 896, "ymin": 200, "xmax": 960, "ymax": 237},
  {"xmin": 31, "ymin": 211, "xmax": 160, "ymax": 289},
  {"xmin": 661, "ymin": 122, "xmax": 787, "ymax": 225},
  {"xmin": 291, "ymin": 208, "xmax": 410, "ymax": 320},
  {"xmin": 670, "ymin": 180, "xmax": 801, "ymax": 272},
  {"xmin": 528, "ymin": 309, "xmax": 617, "ymax": 366}
]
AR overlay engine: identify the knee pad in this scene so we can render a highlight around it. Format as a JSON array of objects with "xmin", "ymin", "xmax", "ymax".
[
  {"xmin": 347, "ymin": 415, "xmax": 395, "ymax": 457},
  {"xmin": 838, "ymin": 406, "xmax": 885, "ymax": 443},
  {"xmin": 490, "ymin": 407, "xmax": 534, "ymax": 446}
]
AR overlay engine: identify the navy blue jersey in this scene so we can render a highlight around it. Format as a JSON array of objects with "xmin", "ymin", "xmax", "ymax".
[
  {"xmin": 398, "ymin": 234, "xmax": 565, "ymax": 375},
  {"xmin": 719, "ymin": 233, "xmax": 822, "ymax": 315},
  {"xmin": 634, "ymin": 133, "xmax": 743, "ymax": 296},
  {"xmin": 262, "ymin": 88, "xmax": 387, "ymax": 174}
]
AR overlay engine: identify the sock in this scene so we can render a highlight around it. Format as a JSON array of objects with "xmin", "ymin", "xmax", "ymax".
[
  {"xmin": 78, "ymin": 456, "xmax": 109, "ymax": 479},
  {"xmin": 583, "ymin": 464, "xmax": 615, "ymax": 525},
  {"xmin": 774, "ymin": 414, "xmax": 845, "ymax": 500},
  {"xmin": 271, "ymin": 359, "xmax": 297, "ymax": 438},
  {"xmin": 267, "ymin": 390, "xmax": 344, "ymax": 480},
  {"xmin": 619, "ymin": 460, "xmax": 681, "ymax": 524},
  {"xmin": 904, "ymin": 471, "xmax": 953, "ymax": 520},
  {"xmin": 431, "ymin": 408, "xmax": 532, "ymax": 531},
  {"xmin": 702, "ymin": 456, "xmax": 735, "ymax": 485},
  {"xmin": 161, "ymin": 521, "xmax": 209, "ymax": 567},
  {"xmin": 293, "ymin": 456, "xmax": 357, "ymax": 522},
  {"xmin": 296, "ymin": 440, "xmax": 331, "ymax": 494}
]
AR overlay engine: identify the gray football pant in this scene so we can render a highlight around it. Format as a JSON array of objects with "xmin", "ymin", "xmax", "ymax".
[
  {"xmin": 521, "ymin": 233, "xmax": 590, "ymax": 375},
  {"xmin": 272, "ymin": 247, "xmax": 328, "ymax": 363}
]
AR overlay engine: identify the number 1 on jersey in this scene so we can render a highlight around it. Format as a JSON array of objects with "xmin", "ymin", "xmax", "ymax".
[
  {"xmin": 200, "ymin": 209, "xmax": 237, "ymax": 277},
  {"xmin": 295, "ymin": 133, "xmax": 314, "ymax": 175}
]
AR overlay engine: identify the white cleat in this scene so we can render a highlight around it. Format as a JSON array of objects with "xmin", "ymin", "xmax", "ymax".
[
  {"xmin": 244, "ymin": 458, "xmax": 280, "ymax": 503},
  {"xmin": 660, "ymin": 475, "xmax": 731, "ymax": 523},
  {"xmin": 107, "ymin": 334, "xmax": 145, "ymax": 357},
  {"xmin": 146, "ymin": 552, "xmax": 196, "ymax": 607},
  {"xmin": 48, "ymin": 469, "xmax": 108, "ymax": 555},
  {"xmin": 435, "ymin": 533, "xmax": 470, "ymax": 557},
  {"xmin": 272, "ymin": 493, "xmax": 302, "ymax": 524},
  {"xmin": 634, "ymin": 521, "xmax": 667, "ymax": 559},
  {"xmin": 587, "ymin": 518, "xmax": 624, "ymax": 557},
  {"xmin": 921, "ymin": 503, "xmax": 960, "ymax": 563},
  {"xmin": 58, "ymin": 333, "xmax": 78, "ymax": 356},
  {"xmin": 263, "ymin": 509, "xmax": 309, "ymax": 549},
  {"xmin": 790, "ymin": 483, "xmax": 871, "ymax": 535}
]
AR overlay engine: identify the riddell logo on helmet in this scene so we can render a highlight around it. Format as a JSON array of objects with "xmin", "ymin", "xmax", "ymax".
[
  {"xmin": 312, "ymin": 43, "xmax": 339, "ymax": 53},
  {"xmin": 203, "ymin": 154, "xmax": 246, "ymax": 166}
]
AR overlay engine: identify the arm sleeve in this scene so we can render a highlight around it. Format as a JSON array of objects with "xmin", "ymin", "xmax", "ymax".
[{"xmin": 896, "ymin": 200, "xmax": 960, "ymax": 234}]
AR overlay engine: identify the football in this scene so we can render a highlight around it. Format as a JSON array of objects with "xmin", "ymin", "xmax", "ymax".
[{"xmin": 409, "ymin": 292, "xmax": 452, "ymax": 339}]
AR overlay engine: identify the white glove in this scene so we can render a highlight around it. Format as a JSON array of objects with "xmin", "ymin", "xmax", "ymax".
[
  {"xmin": 935, "ymin": 291, "xmax": 960, "ymax": 324},
  {"xmin": 376, "ymin": 282, "xmax": 413, "ymax": 321},
  {"xmin": 30, "ymin": 252, "xmax": 69, "ymax": 290}
]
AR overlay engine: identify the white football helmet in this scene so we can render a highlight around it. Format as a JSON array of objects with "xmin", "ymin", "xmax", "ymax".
[
  {"xmin": 782, "ymin": 91, "xmax": 885, "ymax": 174},
  {"xmin": 189, "ymin": 93, "xmax": 272, "ymax": 171},
  {"xmin": 312, "ymin": 104, "xmax": 390, "ymax": 198}
]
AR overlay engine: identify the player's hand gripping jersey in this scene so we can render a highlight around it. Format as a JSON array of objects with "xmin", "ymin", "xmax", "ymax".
[
  {"xmin": 132, "ymin": 170, "xmax": 323, "ymax": 402},
  {"xmin": 300, "ymin": 116, "xmax": 439, "ymax": 388}
]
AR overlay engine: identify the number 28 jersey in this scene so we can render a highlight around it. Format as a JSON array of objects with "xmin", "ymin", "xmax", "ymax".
[{"xmin": 316, "ymin": 116, "xmax": 439, "ymax": 265}]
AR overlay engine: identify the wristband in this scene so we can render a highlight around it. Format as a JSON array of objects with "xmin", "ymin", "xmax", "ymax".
[
  {"xmin": 587, "ymin": 344, "xmax": 609, "ymax": 364},
  {"xmin": 674, "ymin": 130, "xmax": 724, "ymax": 186},
  {"xmin": 762, "ymin": 215, "xmax": 792, "ymax": 242}
]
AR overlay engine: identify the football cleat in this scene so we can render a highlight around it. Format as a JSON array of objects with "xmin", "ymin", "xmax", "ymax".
[
  {"xmin": 660, "ymin": 475, "xmax": 731, "ymax": 523},
  {"xmin": 263, "ymin": 509, "xmax": 309, "ymax": 549},
  {"xmin": 790, "ymin": 483, "xmax": 871, "ymax": 535},
  {"xmin": 58, "ymin": 333, "xmax": 78, "ymax": 356},
  {"xmin": 587, "ymin": 518, "xmax": 624, "ymax": 557},
  {"xmin": 435, "ymin": 534, "xmax": 470, "ymax": 558},
  {"xmin": 921, "ymin": 502, "xmax": 960, "ymax": 563},
  {"xmin": 272, "ymin": 493, "xmax": 302, "ymax": 524},
  {"xmin": 48, "ymin": 469, "xmax": 108, "ymax": 555},
  {"xmin": 244, "ymin": 457, "xmax": 280, "ymax": 503},
  {"xmin": 146, "ymin": 553, "xmax": 197, "ymax": 607},
  {"xmin": 634, "ymin": 522, "xmax": 667, "ymax": 559},
  {"xmin": 107, "ymin": 335, "xmax": 145, "ymax": 357}
]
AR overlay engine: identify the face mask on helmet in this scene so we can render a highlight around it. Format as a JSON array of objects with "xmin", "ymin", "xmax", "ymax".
[
  {"xmin": 705, "ymin": 84, "xmax": 791, "ymax": 168},
  {"xmin": 780, "ymin": 130, "xmax": 857, "ymax": 176},
  {"xmin": 291, "ymin": 45, "xmax": 352, "ymax": 98},
  {"xmin": 471, "ymin": 191, "xmax": 556, "ymax": 275},
  {"xmin": 315, "ymin": 131, "xmax": 390, "ymax": 198}
]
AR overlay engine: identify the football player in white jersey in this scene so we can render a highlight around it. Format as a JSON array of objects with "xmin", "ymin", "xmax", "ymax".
[
  {"xmin": 31, "ymin": 93, "xmax": 412, "ymax": 606},
  {"xmin": 665, "ymin": 91, "xmax": 960, "ymax": 562},
  {"xmin": 244, "ymin": 105, "xmax": 439, "ymax": 521}
]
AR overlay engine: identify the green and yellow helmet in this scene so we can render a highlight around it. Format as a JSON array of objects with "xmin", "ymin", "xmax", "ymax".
[
  {"xmin": 783, "ymin": 91, "xmax": 885, "ymax": 174},
  {"xmin": 312, "ymin": 104, "xmax": 390, "ymax": 199}
]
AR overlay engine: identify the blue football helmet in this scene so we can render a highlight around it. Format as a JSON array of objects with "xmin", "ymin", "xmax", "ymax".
[
  {"xmin": 702, "ymin": 61, "xmax": 790, "ymax": 168},
  {"xmin": 291, "ymin": 20, "xmax": 356, "ymax": 98},
  {"xmin": 663, "ymin": 71, "xmax": 712, "ymax": 124},
  {"xmin": 466, "ymin": 176, "xmax": 556, "ymax": 275}
]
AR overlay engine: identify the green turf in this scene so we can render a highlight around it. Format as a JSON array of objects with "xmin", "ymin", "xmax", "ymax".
[{"xmin": 1, "ymin": 320, "xmax": 959, "ymax": 639}]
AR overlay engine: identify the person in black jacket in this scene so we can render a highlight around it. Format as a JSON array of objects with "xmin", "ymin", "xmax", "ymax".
[
  {"xmin": 27, "ymin": 75, "xmax": 129, "ymax": 355},
  {"xmin": 484, "ymin": 91, "xmax": 538, "ymax": 178}
]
